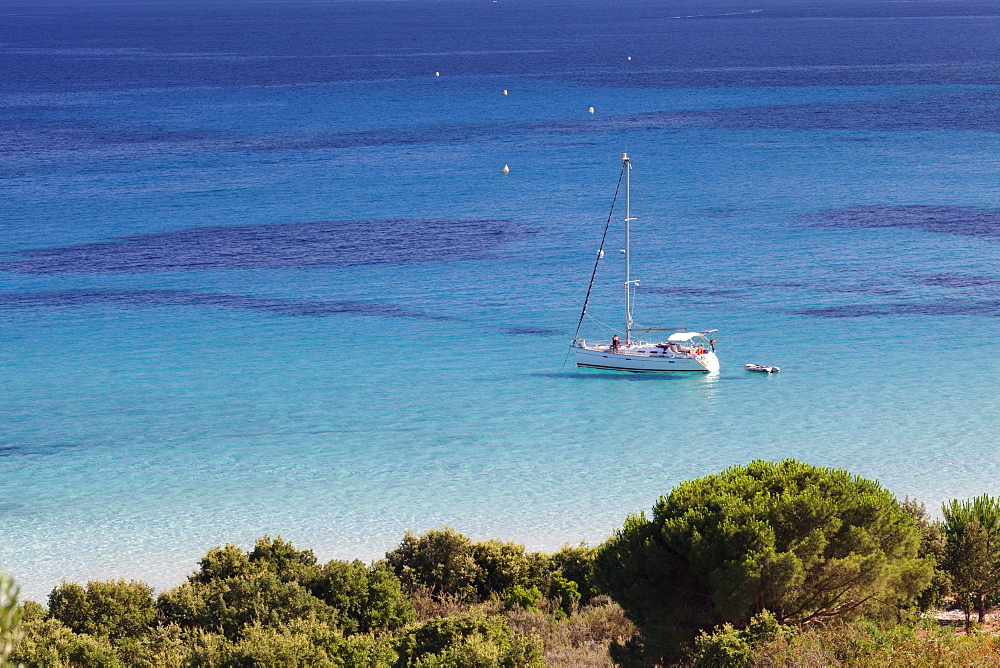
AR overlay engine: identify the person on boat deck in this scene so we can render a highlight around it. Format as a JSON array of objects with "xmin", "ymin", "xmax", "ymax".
[{"xmin": 611, "ymin": 335, "xmax": 621, "ymax": 352}]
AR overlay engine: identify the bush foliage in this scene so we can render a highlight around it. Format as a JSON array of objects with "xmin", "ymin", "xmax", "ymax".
[
  {"xmin": 594, "ymin": 459, "xmax": 934, "ymax": 663},
  {"xmin": 9, "ymin": 460, "xmax": 999, "ymax": 667},
  {"xmin": 11, "ymin": 531, "xmax": 588, "ymax": 667},
  {"xmin": 395, "ymin": 611, "xmax": 544, "ymax": 667},
  {"xmin": 48, "ymin": 579, "xmax": 156, "ymax": 641},
  {"xmin": 384, "ymin": 528, "xmax": 560, "ymax": 603}
]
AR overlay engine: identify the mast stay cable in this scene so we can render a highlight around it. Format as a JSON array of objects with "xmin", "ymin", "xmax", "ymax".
[{"xmin": 571, "ymin": 165, "xmax": 625, "ymax": 345}]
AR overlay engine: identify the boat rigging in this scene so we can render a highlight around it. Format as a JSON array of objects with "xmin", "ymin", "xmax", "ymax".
[{"xmin": 570, "ymin": 153, "xmax": 720, "ymax": 373}]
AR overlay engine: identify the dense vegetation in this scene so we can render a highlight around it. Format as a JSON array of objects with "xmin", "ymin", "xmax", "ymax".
[
  {"xmin": 8, "ymin": 532, "xmax": 624, "ymax": 667},
  {"xmin": 6, "ymin": 459, "xmax": 1000, "ymax": 666},
  {"xmin": 594, "ymin": 460, "xmax": 935, "ymax": 664}
]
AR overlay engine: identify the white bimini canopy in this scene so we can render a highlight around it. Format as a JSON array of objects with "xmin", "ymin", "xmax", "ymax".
[{"xmin": 667, "ymin": 332, "xmax": 702, "ymax": 342}]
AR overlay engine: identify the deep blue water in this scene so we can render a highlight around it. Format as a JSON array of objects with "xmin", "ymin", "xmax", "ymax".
[{"xmin": 3, "ymin": 0, "xmax": 1000, "ymax": 602}]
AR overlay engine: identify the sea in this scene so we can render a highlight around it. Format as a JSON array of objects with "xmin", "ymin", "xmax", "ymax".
[{"xmin": 2, "ymin": 0, "xmax": 1000, "ymax": 603}]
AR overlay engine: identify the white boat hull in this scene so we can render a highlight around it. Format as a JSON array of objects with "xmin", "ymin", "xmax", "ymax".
[{"xmin": 573, "ymin": 346, "xmax": 719, "ymax": 373}]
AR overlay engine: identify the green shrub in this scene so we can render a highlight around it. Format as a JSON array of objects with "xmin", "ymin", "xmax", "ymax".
[
  {"xmin": 692, "ymin": 611, "xmax": 791, "ymax": 667},
  {"xmin": 470, "ymin": 539, "xmax": 533, "ymax": 600},
  {"xmin": 360, "ymin": 563, "xmax": 416, "ymax": 632},
  {"xmin": 394, "ymin": 612, "xmax": 542, "ymax": 667},
  {"xmin": 250, "ymin": 535, "xmax": 322, "ymax": 586},
  {"xmin": 190, "ymin": 543, "xmax": 254, "ymax": 584},
  {"xmin": 311, "ymin": 560, "xmax": 368, "ymax": 634},
  {"xmin": 157, "ymin": 571, "xmax": 336, "ymax": 640},
  {"xmin": 170, "ymin": 628, "xmax": 235, "ymax": 666},
  {"xmin": 385, "ymin": 528, "xmax": 557, "ymax": 603},
  {"xmin": 549, "ymin": 573, "xmax": 580, "ymax": 618},
  {"xmin": 131, "ymin": 616, "xmax": 396, "ymax": 666},
  {"xmin": 693, "ymin": 624, "xmax": 752, "ymax": 668},
  {"xmin": 19, "ymin": 600, "xmax": 45, "ymax": 623},
  {"xmin": 521, "ymin": 551, "xmax": 554, "ymax": 595},
  {"xmin": 328, "ymin": 631, "xmax": 398, "ymax": 667},
  {"xmin": 155, "ymin": 581, "xmax": 206, "ymax": 629},
  {"xmin": 396, "ymin": 612, "xmax": 491, "ymax": 660},
  {"xmin": 218, "ymin": 622, "xmax": 332, "ymax": 666},
  {"xmin": 48, "ymin": 579, "xmax": 156, "ymax": 641},
  {"xmin": 549, "ymin": 544, "xmax": 599, "ymax": 603},
  {"xmin": 386, "ymin": 528, "xmax": 482, "ymax": 599},
  {"xmin": 411, "ymin": 630, "xmax": 542, "ymax": 667},
  {"xmin": 114, "ymin": 623, "xmax": 192, "ymax": 667},
  {"xmin": 313, "ymin": 560, "xmax": 415, "ymax": 634},
  {"xmin": 595, "ymin": 459, "xmax": 934, "ymax": 664},
  {"xmin": 9, "ymin": 616, "xmax": 122, "ymax": 667},
  {"xmin": 281, "ymin": 619, "xmax": 398, "ymax": 667},
  {"xmin": 504, "ymin": 585, "xmax": 543, "ymax": 613}
]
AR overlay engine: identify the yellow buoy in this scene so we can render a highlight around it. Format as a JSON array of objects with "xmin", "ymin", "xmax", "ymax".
[
  {"xmin": 502, "ymin": 164, "xmax": 510, "ymax": 174},
  {"xmin": 435, "ymin": 71, "xmax": 440, "ymax": 77},
  {"xmin": 502, "ymin": 89, "xmax": 508, "ymax": 96},
  {"xmin": 627, "ymin": 56, "xmax": 632, "ymax": 61},
  {"xmin": 588, "ymin": 106, "xmax": 594, "ymax": 114}
]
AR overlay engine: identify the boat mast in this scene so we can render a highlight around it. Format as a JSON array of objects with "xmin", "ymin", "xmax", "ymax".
[{"xmin": 623, "ymin": 153, "xmax": 635, "ymax": 345}]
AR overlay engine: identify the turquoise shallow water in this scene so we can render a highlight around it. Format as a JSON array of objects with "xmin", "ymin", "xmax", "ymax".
[{"xmin": 3, "ymin": 0, "xmax": 1000, "ymax": 602}]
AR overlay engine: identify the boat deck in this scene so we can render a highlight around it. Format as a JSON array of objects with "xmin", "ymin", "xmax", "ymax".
[{"xmin": 578, "ymin": 345, "xmax": 703, "ymax": 359}]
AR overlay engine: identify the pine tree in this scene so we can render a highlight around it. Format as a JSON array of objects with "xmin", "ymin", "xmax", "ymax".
[{"xmin": 942, "ymin": 495, "xmax": 1000, "ymax": 627}]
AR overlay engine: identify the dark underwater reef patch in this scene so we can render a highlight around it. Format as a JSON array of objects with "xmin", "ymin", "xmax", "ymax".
[
  {"xmin": 905, "ymin": 273, "xmax": 1000, "ymax": 288},
  {"xmin": 0, "ymin": 116, "xmax": 222, "ymax": 154},
  {"xmin": 820, "ymin": 285, "xmax": 903, "ymax": 296},
  {"xmin": 0, "ymin": 112, "xmax": 526, "ymax": 155},
  {"xmin": 0, "ymin": 289, "xmax": 443, "ymax": 320},
  {"xmin": 696, "ymin": 98, "xmax": 1000, "ymax": 133},
  {"xmin": 496, "ymin": 326, "xmax": 564, "ymax": 336},
  {"xmin": 800, "ymin": 205, "xmax": 1000, "ymax": 240},
  {"xmin": 735, "ymin": 280, "xmax": 809, "ymax": 289},
  {"xmin": 1, "ymin": 219, "xmax": 529, "ymax": 275},
  {"xmin": 733, "ymin": 279, "xmax": 905, "ymax": 298},
  {"xmin": 830, "ymin": 136, "xmax": 879, "ymax": 143},
  {"xmin": 794, "ymin": 299, "xmax": 1000, "ymax": 318},
  {"xmin": 638, "ymin": 285, "xmax": 744, "ymax": 299}
]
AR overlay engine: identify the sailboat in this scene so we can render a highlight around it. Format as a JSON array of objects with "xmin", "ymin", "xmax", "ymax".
[{"xmin": 570, "ymin": 153, "xmax": 720, "ymax": 373}]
